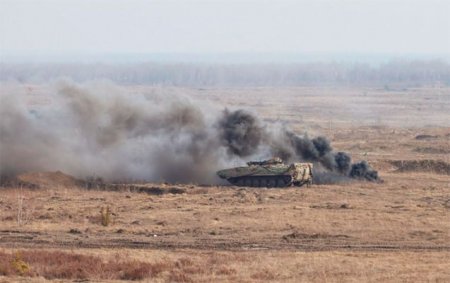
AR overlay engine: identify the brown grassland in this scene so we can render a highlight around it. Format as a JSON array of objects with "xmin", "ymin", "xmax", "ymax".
[{"xmin": 1, "ymin": 85, "xmax": 449, "ymax": 282}]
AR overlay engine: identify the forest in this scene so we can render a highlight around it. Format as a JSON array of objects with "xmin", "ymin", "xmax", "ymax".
[{"xmin": 1, "ymin": 59, "xmax": 449, "ymax": 87}]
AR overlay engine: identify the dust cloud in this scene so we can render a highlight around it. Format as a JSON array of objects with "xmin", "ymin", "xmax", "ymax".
[{"xmin": 0, "ymin": 81, "xmax": 378, "ymax": 184}]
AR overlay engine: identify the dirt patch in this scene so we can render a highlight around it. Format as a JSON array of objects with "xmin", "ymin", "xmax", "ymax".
[
  {"xmin": 414, "ymin": 147, "xmax": 450, "ymax": 154},
  {"xmin": 282, "ymin": 232, "xmax": 350, "ymax": 241},
  {"xmin": 0, "ymin": 171, "xmax": 84, "ymax": 189},
  {"xmin": 415, "ymin": 134, "xmax": 439, "ymax": 140},
  {"xmin": 390, "ymin": 160, "xmax": 450, "ymax": 175},
  {"xmin": 0, "ymin": 171, "xmax": 187, "ymax": 195},
  {"xmin": 86, "ymin": 183, "xmax": 187, "ymax": 195},
  {"xmin": 444, "ymin": 200, "xmax": 450, "ymax": 209},
  {"xmin": 310, "ymin": 203, "xmax": 351, "ymax": 209}
]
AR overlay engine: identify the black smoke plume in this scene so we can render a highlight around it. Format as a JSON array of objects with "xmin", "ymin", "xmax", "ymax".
[
  {"xmin": 270, "ymin": 130, "xmax": 378, "ymax": 182},
  {"xmin": 217, "ymin": 109, "xmax": 265, "ymax": 157},
  {"xmin": 349, "ymin": 161, "xmax": 379, "ymax": 181}
]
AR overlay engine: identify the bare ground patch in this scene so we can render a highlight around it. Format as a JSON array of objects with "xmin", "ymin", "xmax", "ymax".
[{"xmin": 390, "ymin": 160, "xmax": 450, "ymax": 175}]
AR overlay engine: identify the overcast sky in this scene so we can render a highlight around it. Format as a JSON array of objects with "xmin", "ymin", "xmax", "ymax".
[{"xmin": 1, "ymin": 0, "xmax": 449, "ymax": 60}]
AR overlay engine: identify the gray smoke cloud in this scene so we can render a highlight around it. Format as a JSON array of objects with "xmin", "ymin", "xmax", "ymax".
[
  {"xmin": 0, "ymin": 80, "xmax": 378, "ymax": 184},
  {"xmin": 0, "ymin": 81, "xmax": 230, "ymax": 183}
]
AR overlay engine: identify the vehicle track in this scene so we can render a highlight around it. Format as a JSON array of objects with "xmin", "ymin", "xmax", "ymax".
[{"xmin": 1, "ymin": 230, "xmax": 449, "ymax": 252}]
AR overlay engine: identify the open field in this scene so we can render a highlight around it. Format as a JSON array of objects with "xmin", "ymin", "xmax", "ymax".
[{"xmin": 1, "ymin": 85, "xmax": 449, "ymax": 282}]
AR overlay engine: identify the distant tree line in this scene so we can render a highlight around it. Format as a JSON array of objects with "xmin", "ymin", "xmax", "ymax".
[{"xmin": 1, "ymin": 59, "xmax": 449, "ymax": 87}]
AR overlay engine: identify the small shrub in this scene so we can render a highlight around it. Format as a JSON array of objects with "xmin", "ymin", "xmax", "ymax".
[
  {"xmin": 100, "ymin": 206, "xmax": 111, "ymax": 226},
  {"xmin": 175, "ymin": 258, "xmax": 194, "ymax": 268},
  {"xmin": 149, "ymin": 261, "xmax": 172, "ymax": 276},
  {"xmin": 69, "ymin": 228, "xmax": 82, "ymax": 234},
  {"xmin": 119, "ymin": 262, "xmax": 152, "ymax": 280},
  {"xmin": 11, "ymin": 252, "xmax": 30, "ymax": 276},
  {"xmin": 251, "ymin": 268, "xmax": 276, "ymax": 280},
  {"xmin": 173, "ymin": 257, "xmax": 204, "ymax": 276},
  {"xmin": 169, "ymin": 270, "xmax": 193, "ymax": 283},
  {"xmin": 216, "ymin": 266, "xmax": 236, "ymax": 275}
]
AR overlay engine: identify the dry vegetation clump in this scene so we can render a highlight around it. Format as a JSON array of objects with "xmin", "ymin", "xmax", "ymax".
[
  {"xmin": 0, "ymin": 250, "xmax": 168, "ymax": 281},
  {"xmin": 250, "ymin": 268, "xmax": 277, "ymax": 280},
  {"xmin": 165, "ymin": 254, "xmax": 241, "ymax": 282},
  {"xmin": 100, "ymin": 206, "xmax": 112, "ymax": 226}
]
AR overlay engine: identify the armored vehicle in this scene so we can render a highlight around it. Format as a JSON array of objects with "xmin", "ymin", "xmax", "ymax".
[{"xmin": 217, "ymin": 158, "xmax": 313, "ymax": 187}]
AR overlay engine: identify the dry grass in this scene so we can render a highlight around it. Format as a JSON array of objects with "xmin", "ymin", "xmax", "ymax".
[
  {"xmin": 0, "ymin": 250, "xmax": 166, "ymax": 280},
  {"xmin": 0, "ymin": 249, "xmax": 449, "ymax": 282}
]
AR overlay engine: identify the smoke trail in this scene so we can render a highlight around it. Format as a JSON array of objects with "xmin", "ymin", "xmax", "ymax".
[
  {"xmin": 0, "ymin": 80, "xmax": 378, "ymax": 184},
  {"xmin": 265, "ymin": 129, "xmax": 377, "ymax": 182}
]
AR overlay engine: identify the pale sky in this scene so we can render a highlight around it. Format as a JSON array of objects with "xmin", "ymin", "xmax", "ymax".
[{"xmin": 1, "ymin": 0, "xmax": 449, "ymax": 58}]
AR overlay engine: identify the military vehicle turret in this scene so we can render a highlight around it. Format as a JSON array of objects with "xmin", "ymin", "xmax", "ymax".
[{"xmin": 217, "ymin": 158, "xmax": 313, "ymax": 187}]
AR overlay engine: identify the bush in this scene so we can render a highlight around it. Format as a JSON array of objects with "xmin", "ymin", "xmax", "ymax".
[
  {"xmin": 11, "ymin": 253, "xmax": 30, "ymax": 275},
  {"xmin": 100, "ymin": 206, "xmax": 111, "ymax": 226}
]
